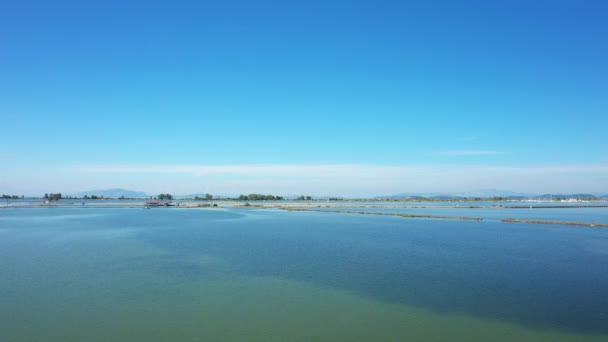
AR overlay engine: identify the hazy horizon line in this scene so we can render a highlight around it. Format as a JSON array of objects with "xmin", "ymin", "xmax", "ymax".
[{"xmin": 2, "ymin": 162, "xmax": 607, "ymax": 197}]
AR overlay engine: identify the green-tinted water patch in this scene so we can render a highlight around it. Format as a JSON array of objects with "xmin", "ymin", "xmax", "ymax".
[{"xmin": 140, "ymin": 209, "xmax": 608, "ymax": 334}]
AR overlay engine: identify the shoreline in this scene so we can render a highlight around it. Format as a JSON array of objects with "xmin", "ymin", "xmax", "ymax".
[
  {"xmin": 2, "ymin": 202, "xmax": 608, "ymax": 228},
  {"xmin": 2, "ymin": 198, "xmax": 608, "ymax": 210},
  {"xmin": 501, "ymin": 218, "xmax": 608, "ymax": 227},
  {"xmin": 279, "ymin": 207, "xmax": 484, "ymax": 221}
]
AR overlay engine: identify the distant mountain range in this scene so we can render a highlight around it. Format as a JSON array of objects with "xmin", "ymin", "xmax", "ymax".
[
  {"xmin": 73, "ymin": 188, "xmax": 149, "ymax": 198},
  {"xmin": 376, "ymin": 189, "xmax": 608, "ymax": 200}
]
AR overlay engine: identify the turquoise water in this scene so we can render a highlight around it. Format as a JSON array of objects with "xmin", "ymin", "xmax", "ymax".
[{"xmin": 1, "ymin": 207, "xmax": 608, "ymax": 341}]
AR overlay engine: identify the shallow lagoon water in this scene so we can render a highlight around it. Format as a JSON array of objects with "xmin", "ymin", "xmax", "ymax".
[
  {"xmin": 1, "ymin": 207, "xmax": 608, "ymax": 341},
  {"xmin": 318, "ymin": 206, "xmax": 608, "ymax": 222}
]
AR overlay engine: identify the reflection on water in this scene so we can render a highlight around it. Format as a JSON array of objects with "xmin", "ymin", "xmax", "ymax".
[{"xmin": 1, "ymin": 207, "xmax": 608, "ymax": 341}]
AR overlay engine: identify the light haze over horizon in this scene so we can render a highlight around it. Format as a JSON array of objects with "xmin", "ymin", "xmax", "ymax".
[{"xmin": 1, "ymin": 1, "xmax": 607, "ymax": 197}]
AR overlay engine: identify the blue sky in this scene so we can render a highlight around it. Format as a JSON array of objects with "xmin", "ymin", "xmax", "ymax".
[{"xmin": 1, "ymin": 0, "xmax": 607, "ymax": 196}]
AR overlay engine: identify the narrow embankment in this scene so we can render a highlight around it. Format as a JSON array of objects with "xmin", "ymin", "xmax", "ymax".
[
  {"xmin": 277, "ymin": 207, "xmax": 608, "ymax": 227},
  {"xmin": 282, "ymin": 207, "xmax": 483, "ymax": 221},
  {"xmin": 502, "ymin": 218, "xmax": 608, "ymax": 227}
]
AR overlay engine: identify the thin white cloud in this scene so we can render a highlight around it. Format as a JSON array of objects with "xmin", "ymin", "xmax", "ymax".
[
  {"xmin": 76, "ymin": 164, "xmax": 427, "ymax": 179},
  {"xmin": 436, "ymin": 150, "xmax": 507, "ymax": 156},
  {"xmin": 12, "ymin": 162, "xmax": 605, "ymax": 196},
  {"xmin": 73, "ymin": 163, "xmax": 608, "ymax": 181}
]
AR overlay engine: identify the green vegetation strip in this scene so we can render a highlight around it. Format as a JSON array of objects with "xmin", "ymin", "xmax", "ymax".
[
  {"xmin": 283, "ymin": 208, "xmax": 483, "ymax": 221},
  {"xmin": 502, "ymin": 218, "xmax": 608, "ymax": 227}
]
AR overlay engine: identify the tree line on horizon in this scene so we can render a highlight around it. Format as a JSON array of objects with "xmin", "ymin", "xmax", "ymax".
[
  {"xmin": 43, "ymin": 193, "xmax": 63, "ymax": 201},
  {"xmin": 238, "ymin": 194, "xmax": 285, "ymax": 201},
  {"xmin": 30, "ymin": 191, "xmax": 604, "ymax": 202},
  {"xmin": 2, "ymin": 194, "xmax": 23, "ymax": 199}
]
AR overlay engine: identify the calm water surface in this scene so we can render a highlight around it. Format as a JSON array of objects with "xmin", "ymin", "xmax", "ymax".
[
  {"xmin": 1, "ymin": 207, "xmax": 608, "ymax": 341},
  {"xmin": 322, "ymin": 206, "xmax": 608, "ymax": 222}
]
